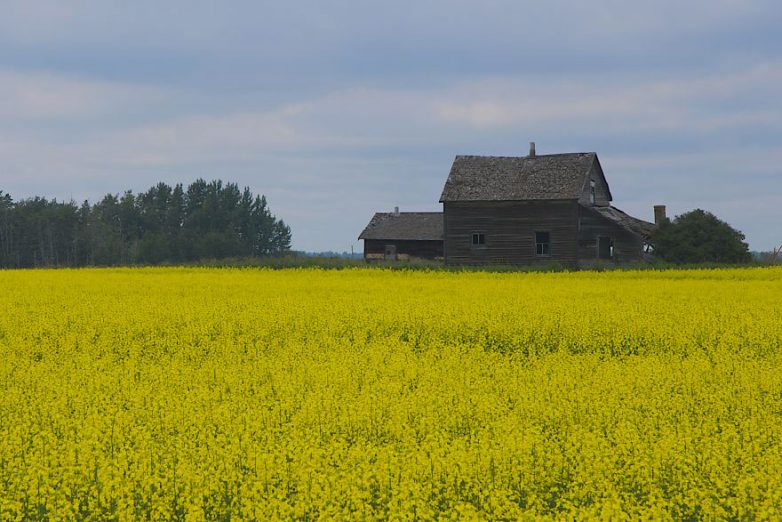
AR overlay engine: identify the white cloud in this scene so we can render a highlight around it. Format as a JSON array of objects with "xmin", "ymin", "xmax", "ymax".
[
  {"xmin": 434, "ymin": 63, "xmax": 782, "ymax": 134},
  {"xmin": 0, "ymin": 70, "xmax": 171, "ymax": 121},
  {"xmin": 1, "ymin": 0, "xmax": 775, "ymax": 55},
  {"xmin": 0, "ymin": 57, "xmax": 779, "ymax": 250}
]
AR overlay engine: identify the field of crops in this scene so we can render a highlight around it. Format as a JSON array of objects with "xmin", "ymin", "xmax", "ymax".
[{"xmin": 1, "ymin": 267, "xmax": 782, "ymax": 519}]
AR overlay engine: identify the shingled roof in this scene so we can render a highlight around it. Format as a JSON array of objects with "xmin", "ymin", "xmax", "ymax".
[
  {"xmin": 358, "ymin": 212, "xmax": 443, "ymax": 241},
  {"xmin": 440, "ymin": 153, "xmax": 608, "ymax": 202},
  {"xmin": 586, "ymin": 205, "xmax": 656, "ymax": 239}
]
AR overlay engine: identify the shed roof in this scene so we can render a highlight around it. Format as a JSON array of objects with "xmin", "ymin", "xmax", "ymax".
[
  {"xmin": 586, "ymin": 205, "xmax": 656, "ymax": 239},
  {"xmin": 358, "ymin": 212, "xmax": 443, "ymax": 241},
  {"xmin": 440, "ymin": 152, "xmax": 608, "ymax": 202}
]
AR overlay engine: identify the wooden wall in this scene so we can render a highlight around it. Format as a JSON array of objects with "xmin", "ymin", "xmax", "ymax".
[
  {"xmin": 578, "ymin": 162, "xmax": 611, "ymax": 207},
  {"xmin": 363, "ymin": 239, "xmax": 443, "ymax": 261},
  {"xmin": 577, "ymin": 207, "xmax": 644, "ymax": 265},
  {"xmin": 443, "ymin": 201, "xmax": 579, "ymax": 266}
]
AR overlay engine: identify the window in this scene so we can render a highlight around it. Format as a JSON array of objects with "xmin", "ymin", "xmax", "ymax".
[
  {"xmin": 598, "ymin": 236, "xmax": 613, "ymax": 259},
  {"xmin": 535, "ymin": 231, "xmax": 550, "ymax": 256},
  {"xmin": 471, "ymin": 232, "xmax": 486, "ymax": 247},
  {"xmin": 590, "ymin": 179, "xmax": 596, "ymax": 205}
]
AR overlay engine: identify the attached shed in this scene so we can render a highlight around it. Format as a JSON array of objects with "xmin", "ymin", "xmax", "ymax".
[
  {"xmin": 578, "ymin": 205, "xmax": 655, "ymax": 265},
  {"xmin": 358, "ymin": 211, "xmax": 443, "ymax": 261}
]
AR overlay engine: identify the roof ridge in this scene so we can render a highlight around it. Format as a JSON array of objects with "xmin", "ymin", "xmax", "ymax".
[{"xmin": 455, "ymin": 152, "xmax": 595, "ymax": 160}]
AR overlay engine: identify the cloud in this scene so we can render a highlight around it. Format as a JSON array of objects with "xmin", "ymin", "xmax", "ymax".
[
  {"xmin": 57, "ymin": 60, "xmax": 778, "ymax": 168},
  {"xmin": 434, "ymin": 63, "xmax": 782, "ymax": 135},
  {"xmin": 0, "ymin": 1, "xmax": 779, "ymax": 250},
  {"xmin": 2, "ymin": 60, "xmax": 780, "ymax": 249},
  {"xmin": 1, "ymin": 0, "xmax": 778, "ymax": 89},
  {"xmin": 0, "ymin": 69, "xmax": 172, "ymax": 122}
]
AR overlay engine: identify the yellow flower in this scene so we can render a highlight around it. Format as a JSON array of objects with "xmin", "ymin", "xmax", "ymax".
[{"xmin": 0, "ymin": 266, "xmax": 780, "ymax": 518}]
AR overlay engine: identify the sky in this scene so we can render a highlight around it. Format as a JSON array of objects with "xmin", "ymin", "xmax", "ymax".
[{"xmin": 1, "ymin": 0, "xmax": 780, "ymax": 252}]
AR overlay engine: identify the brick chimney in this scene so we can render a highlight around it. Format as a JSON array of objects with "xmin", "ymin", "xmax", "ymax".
[
  {"xmin": 529, "ymin": 141, "xmax": 536, "ymax": 158},
  {"xmin": 654, "ymin": 205, "xmax": 667, "ymax": 225}
]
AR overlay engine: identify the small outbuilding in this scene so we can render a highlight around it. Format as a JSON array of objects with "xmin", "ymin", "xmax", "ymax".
[{"xmin": 358, "ymin": 209, "xmax": 443, "ymax": 261}]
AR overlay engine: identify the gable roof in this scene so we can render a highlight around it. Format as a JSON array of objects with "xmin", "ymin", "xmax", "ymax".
[
  {"xmin": 358, "ymin": 212, "xmax": 443, "ymax": 241},
  {"xmin": 440, "ymin": 152, "xmax": 611, "ymax": 202},
  {"xmin": 585, "ymin": 205, "xmax": 656, "ymax": 239}
]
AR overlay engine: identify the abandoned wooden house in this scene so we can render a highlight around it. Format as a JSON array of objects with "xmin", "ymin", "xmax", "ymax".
[
  {"xmin": 358, "ymin": 208, "xmax": 443, "ymax": 261},
  {"xmin": 359, "ymin": 143, "xmax": 660, "ymax": 266}
]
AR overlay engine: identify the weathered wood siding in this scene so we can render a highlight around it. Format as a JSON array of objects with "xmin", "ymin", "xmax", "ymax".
[
  {"xmin": 578, "ymin": 161, "xmax": 611, "ymax": 207},
  {"xmin": 364, "ymin": 239, "xmax": 443, "ymax": 261},
  {"xmin": 578, "ymin": 206, "xmax": 644, "ymax": 265},
  {"xmin": 443, "ymin": 201, "xmax": 579, "ymax": 266}
]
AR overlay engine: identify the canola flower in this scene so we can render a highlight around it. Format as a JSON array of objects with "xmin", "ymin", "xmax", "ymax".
[{"xmin": 1, "ymin": 266, "xmax": 782, "ymax": 520}]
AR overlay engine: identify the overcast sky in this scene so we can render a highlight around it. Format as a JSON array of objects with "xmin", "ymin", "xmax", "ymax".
[{"xmin": 1, "ymin": 1, "xmax": 780, "ymax": 251}]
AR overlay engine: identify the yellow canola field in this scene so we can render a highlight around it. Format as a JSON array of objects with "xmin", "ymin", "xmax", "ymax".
[{"xmin": 1, "ymin": 267, "xmax": 782, "ymax": 520}]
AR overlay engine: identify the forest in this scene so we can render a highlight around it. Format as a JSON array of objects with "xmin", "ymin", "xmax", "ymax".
[{"xmin": 0, "ymin": 180, "xmax": 291, "ymax": 268}]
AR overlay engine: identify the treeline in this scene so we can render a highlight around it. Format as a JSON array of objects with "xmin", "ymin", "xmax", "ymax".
[{"xmin": 0, "ymin": 180, "xmax": 291, "ymax": 268}]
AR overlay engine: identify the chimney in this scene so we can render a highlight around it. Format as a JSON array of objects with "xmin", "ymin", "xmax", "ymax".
[
  {"xmin": 393, "ymin": 206, "xmax": 400, "ymax": 216},
  {"xmin": 653, "ymin": 205, "xmax": 667, "ymax": 226},
  {"xmin": 529, "ymin": 141, "xmax": 536, "ymax": 157}
]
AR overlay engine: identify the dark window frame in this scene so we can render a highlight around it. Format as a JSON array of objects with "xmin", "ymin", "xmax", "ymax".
[
  {"xmin": 597, "ymin": 235, "xmax": 614, "ymax": 260},
  {"xmin": 471, "ymin": 232, "xmax": 486, "ymax": 249},
  {"xmin": 535, "ymin": 231, "xmax": 551, "ymax": 256}
]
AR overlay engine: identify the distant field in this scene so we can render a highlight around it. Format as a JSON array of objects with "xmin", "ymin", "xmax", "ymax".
[{"xmin": 1, "ymin": 267, "xmax": 782, "ymax": 519}]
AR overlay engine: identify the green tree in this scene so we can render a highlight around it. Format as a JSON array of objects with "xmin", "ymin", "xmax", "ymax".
[
  {"xmin": 138, "ymin": 232, "xmax": 171, "ymax": 264},
  {"xmin": 270, "ymin": 219, "xmax": 292, "ymax": 255},
  {"xmin": 0, "ymin": 180, "xmax": 291, "ymax": 267},
  {"xmin": 652, "ymin": 209, "xmax": 751, "ymax": 264},
  {"xmin": 0, "ymin": 191, "xmax": 16, "ymax": 265}
]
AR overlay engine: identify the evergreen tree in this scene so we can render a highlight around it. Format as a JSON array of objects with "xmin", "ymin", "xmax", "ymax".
[
  {"xmin": 0, "ymin": 192, "xmax": 16, "ymax": 266},
  {"xmin": 0, "ymin": 180, "xmax": 292, "ymax": 267}
]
